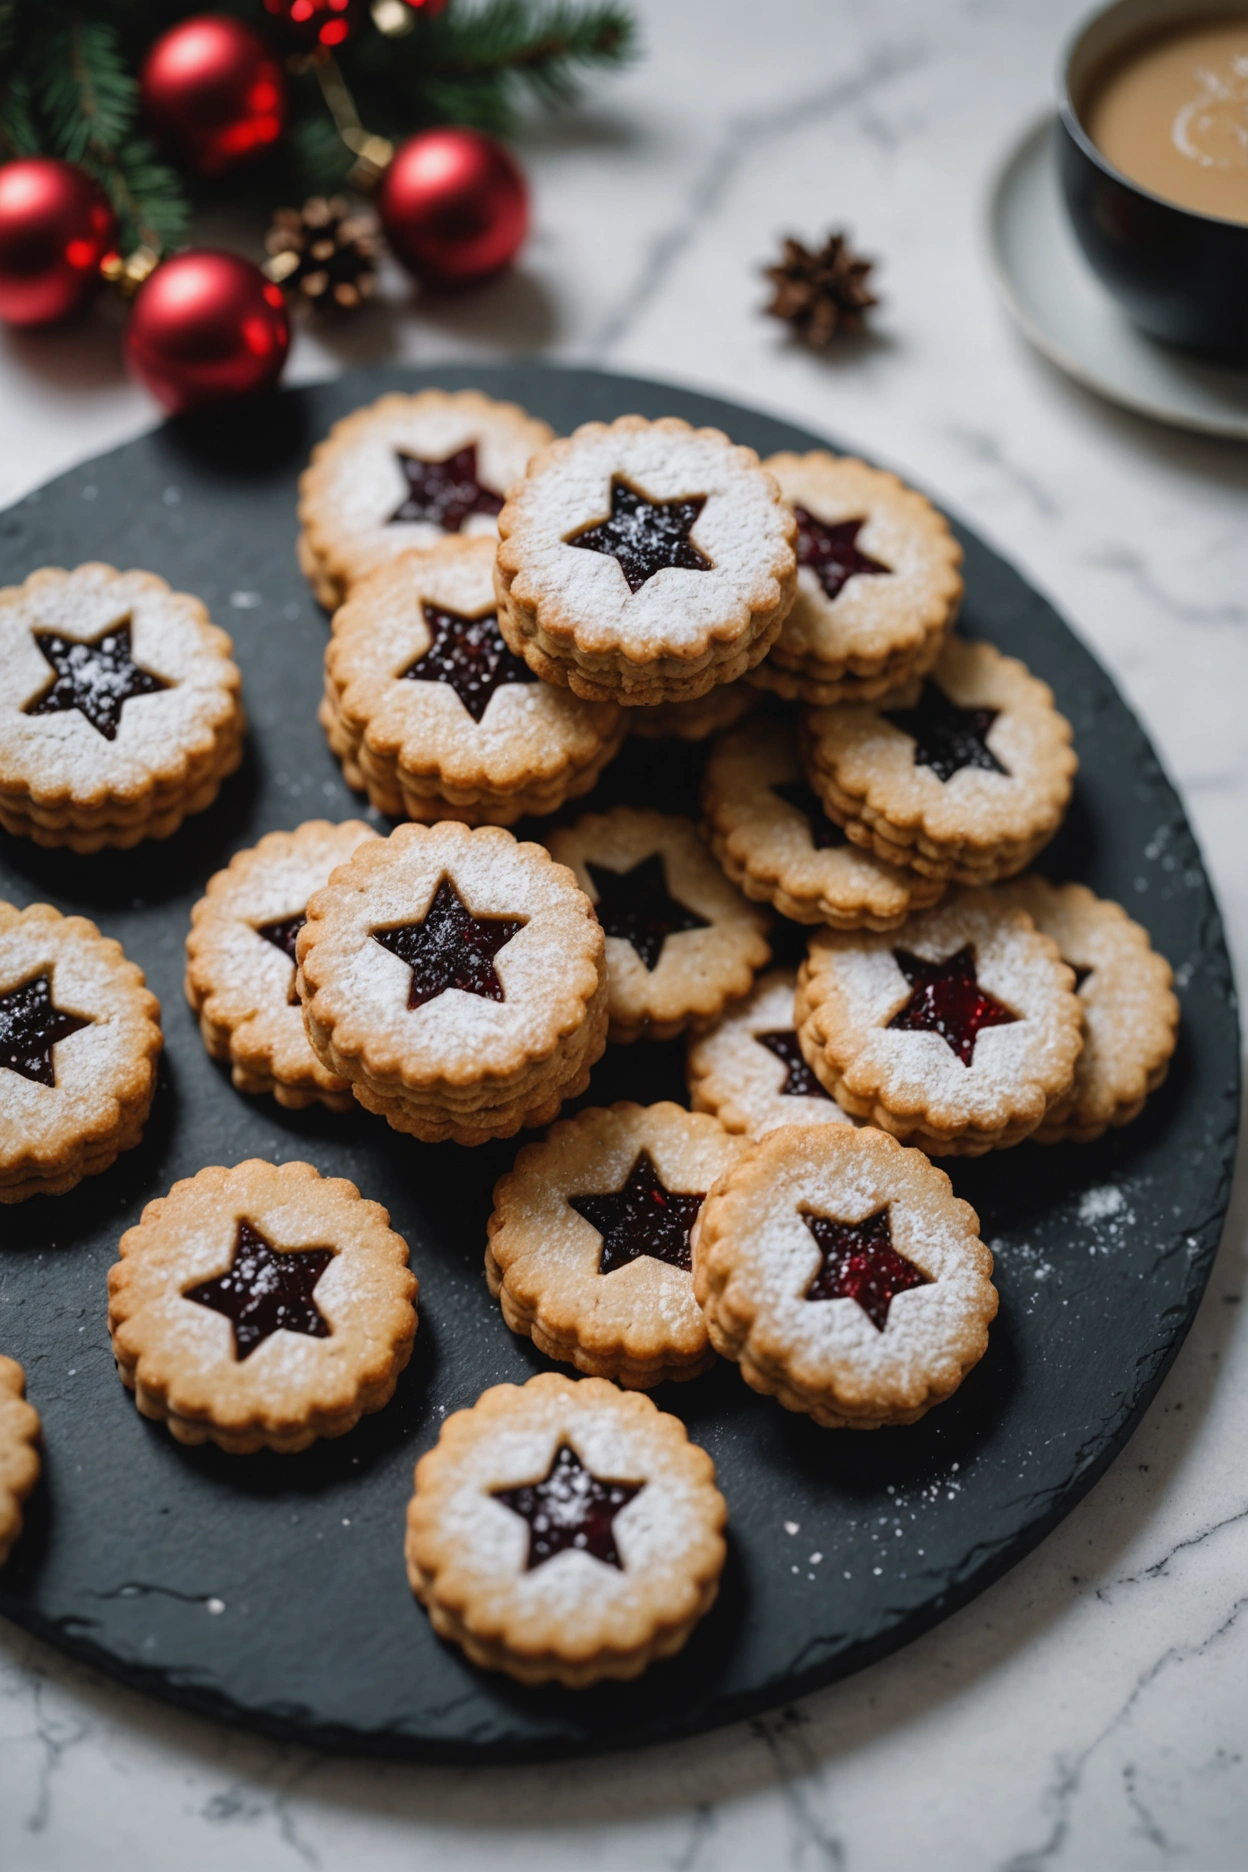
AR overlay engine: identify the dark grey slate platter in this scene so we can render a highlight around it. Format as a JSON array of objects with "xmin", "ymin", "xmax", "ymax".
[{"xmin": 0, "ymin": 364, "xmax": 1238, "ymax": 1762}]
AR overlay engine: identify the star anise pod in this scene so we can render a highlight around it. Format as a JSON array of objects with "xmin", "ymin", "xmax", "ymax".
[
  {"xmin": 263, "ymin": 196, "xmax": 381, "ymax": 311},
  {"xmin": 763, "ymin": 231, "xmax": 878, "ymax": 346}
]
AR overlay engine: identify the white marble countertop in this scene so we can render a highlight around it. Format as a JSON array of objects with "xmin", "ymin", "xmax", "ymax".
[{"xmin": 2, "ymin": 1, "xmax": 1247, "ymax": 1866}]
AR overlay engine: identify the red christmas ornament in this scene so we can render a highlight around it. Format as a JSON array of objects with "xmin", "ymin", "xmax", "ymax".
[
  {"xmin": 125, "ymin": 251, "xmax": 290, "ymax": 414},
  {"xmin": 0, "ymin": 159, "xmax": 117, "ymax": 327},
  {"xmin": 262, "ymin": 0, "xmax": 365, "ymax": 49},
  {"xmin": 140, "ymin": 15, "xmax": 287, "ymax": 178},
  {"xmin": 402, "ymin": 0, "xmax": 449, "ymax": 13},
  {"xmin": 378, "ymin": 129, "xmax": 529, "ymax": 287}
]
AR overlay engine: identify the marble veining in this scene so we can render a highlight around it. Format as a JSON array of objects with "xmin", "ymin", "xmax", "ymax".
[{"xmin": 2, "ymin": 0, "xmax": 1247, "ymax": 1866}]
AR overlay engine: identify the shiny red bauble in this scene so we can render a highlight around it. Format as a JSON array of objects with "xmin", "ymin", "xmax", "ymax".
[
  {"xmin": 125, "ymin": 251, "xmax": 290, "ymax": 414},
  {"xmin": 0, "ymin": 158, "xmax": 117, "ymax": 327},
  {"xmin": 140, "ymin": 15, "xmax": 287, "ymax": 178},
  {"xmin": 378, "ymin": 129, "xmax": 529, "ymax": 286},
  {"xmin": 262, "ymin": 0, "xmax": 365, "ymax": 49}
]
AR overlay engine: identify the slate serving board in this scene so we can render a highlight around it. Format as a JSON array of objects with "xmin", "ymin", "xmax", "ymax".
[{"xmin": 0, "ymin": 364, "xmax": 1238, "ymax": 1762}]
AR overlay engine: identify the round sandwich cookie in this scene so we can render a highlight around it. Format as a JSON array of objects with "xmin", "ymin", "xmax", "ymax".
[
  {"xmin": 321, "ymin": 537, "xmax": 625, "ymax": 825},
  {"xmin": 0, "ymin": 564, "xmax": 244, "ymax": 852},
  {"xmin": 687, "ymin": 968, "xmax": 855, "ymax": 1138},
  {"xmin": 297, "ymin": 821, "xmax": 607, "ymax": 1144},
  {"xmin": 702, "ymin": 718, "xmax": 944, "ymax": 930},
  {"xmin": 627, "ymin": 681, "xmax": 757, "ymax": 742},
  {"xmin": 795, "ymin": 887, "xmax": 1085, "ymax": 1155},
  {"xmin": 0, "ymin": 1357, "xmax": 40, "ymax": 1566},
  {"xmin": 749, "ymin": 451, "xmax": 963, "ymax": 706},
  {"xmin": 297, "ymin": 389, "xmax": 554, "ymax": 608},
  {"xmin": 494, "ymin": 415, "xmax": 797, "ymax": 706},
  {"xmin": 405, "ymin": 1371, "xmax": 727, "ymax": 1686},
  {"xmin": 999, "ymin": 876, "xmax": 1179, "ymax": 1144},
  {"xmin": 487, "ymin": 1102, "xmax": 745, "ymax": 1388},
  {"xmin": 801, "ymin": 636, "xmax": 1077, "ymax": 885},
  {"xmin": 692, "ymin": 1123, "xmax": 998, "ymax": 1429},
  {"xmin": 186, "ymin": 820, "xmax": 380, "ymax": 1111},
  {"xmin": 545, "ymin": 807, "xmax": 771, "ymax": 1043},
  {"xmin": 107, "ymin": 1159, "xmax": 418, "ymax": 1455},
  {"xmin": 0, "ymin": 901, "xmax": 162, "ymax": 1203}
]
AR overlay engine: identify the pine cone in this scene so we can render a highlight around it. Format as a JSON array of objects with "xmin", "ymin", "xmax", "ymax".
[
  {"xmin": 264, "ymin": 196, "xmax": 381, "ymax": 311},
  {"xmin": 763, "ymin": 232, "xmax": 877, "ymax": 346}
]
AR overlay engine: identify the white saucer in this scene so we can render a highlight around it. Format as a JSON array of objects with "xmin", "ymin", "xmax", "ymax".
[{"xmin": 987, "ymin": 116, "xmax": 1248, "ymax": 440}]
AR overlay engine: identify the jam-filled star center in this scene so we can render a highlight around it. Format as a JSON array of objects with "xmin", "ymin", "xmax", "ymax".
[
  {"xmin": 567, "ymin": 477, "xmax": 714, "ymax": 593},
  {"xmin": 183, "ymin": 1219, "xmax": 335, "ymax": 1360},
  {"xmin": 371, "ymin": 875, "xmax": 527, "ymax": 1010},
  {"xmin": 492, "ymin": 1442, "xmax": 645, "ymax": 1571},
  {"xmin": 801, "ymin": 1204, "xmax": 930, "ymax": 1330}
]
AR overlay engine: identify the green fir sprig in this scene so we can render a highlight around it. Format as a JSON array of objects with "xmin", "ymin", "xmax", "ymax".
[{"xmin": 0, "ymin": 1, "xmax": 637, "ymax": 254}]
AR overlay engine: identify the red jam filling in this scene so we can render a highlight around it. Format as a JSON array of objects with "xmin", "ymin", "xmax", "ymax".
[
  {"xmin": 570, "ymin": 1150, "xmax": 706, "ymax": 1275},
  {"xmin": 183, "ymin": 1219, "xmax": 334, "ymax": 1360},
  {"xmin": 372, "ymin": 877, "xmax": 525, "ymax": 1010},
  {"xmin": 567, "ymin": 478, "xmax": 712, "ymax": 593},
  {"xmin": 802, "ymin": 1205, "xmax": 928, "ymax": 1330}
]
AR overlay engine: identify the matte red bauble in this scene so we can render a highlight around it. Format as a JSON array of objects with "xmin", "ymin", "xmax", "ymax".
[
  {"xmin": 140, "ymin": 15, "xmax": 287, "ymax": 178},
  {"xmin": 0, "ymin": 159, "xmax": 117, "ymax": 327},
  {"xmin": 378, "ymin": 129, "xmax": 529, "ymax": 286},
  {"xmin": 262, "ymin": 0, "xmax": 365, "ymax": 49},
  {"xmin": 125, "ymin": 251, "xmax": 290, "ymax": 414}
]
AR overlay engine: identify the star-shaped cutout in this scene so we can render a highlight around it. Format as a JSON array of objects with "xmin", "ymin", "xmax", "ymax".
[
  {"xmin": 387, "ymin": 444, "xmax": 503, "ymax": 532},
  {"xmin": 569, "ymin": 1151, "xmax": 706, "ymax": 1275},
  {"xmin": 492, "ymin": 1443, "xmax": 644, "ymax": 1572},
  {"xmin": 586, "ymin": 853, "xmax": 710, "ymax": 971},
  {"xmin": 887, "ymin": 943, "xmax": 1019, "ymax": 1067},
  {"xmin": 882, "ymin": 682, "xmax": 1007, "ymax": 784},
  {"xmin": 755, "ymin": 1029, "xmax": 833, "ymax": 1101},
  {"xmin": 24, "ymin": 616, "xmax": 171, "ymax": 742},
  {"xmin": 802, "ymin": 1205, "xmax": 929, "ymax": 1331},
  {"xmin": 256, "ymin": 912, "xmax": 306, "ymax": 1005},
  {"xmin": 402, "ymin": 602, "xmax": 533, "ymax": 724},
  {"xmin": 371, "ymin": 876, "xmax": 525, "ymax": 1010},
  {"xmin": 183, "ymin": 1219, "xmax": 335, "ymax": 1361},
  {"xmin": 772, "ymin": 779, "xmax": 848, "ymax": 850},
  {"xmin": 794, "ymin": 507, "xmax": 891, "ymax": 602},
  {"xmin": 567, "ymin": 478, "xmax": 713, "ymax": 594},
  {"xmin": 0, "ymin": 972, "xmax": 92, "ymax": 1088}
]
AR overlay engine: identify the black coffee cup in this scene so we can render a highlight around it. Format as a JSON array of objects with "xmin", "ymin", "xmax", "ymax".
[{"xmin": 1058, "ymin": 0, "xmax": 1248, "ymax": 362}]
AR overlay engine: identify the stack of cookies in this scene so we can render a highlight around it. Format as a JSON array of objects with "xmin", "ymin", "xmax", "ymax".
[
  {"xmin": 0, "ymin": 564, "xmax": 244, "ymax": 852},
  {"xmin": 296, "ymin": 821, "xmax": 609, "ymax": 1144}
]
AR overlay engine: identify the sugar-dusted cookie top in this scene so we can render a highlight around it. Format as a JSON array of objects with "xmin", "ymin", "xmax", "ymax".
[
  {"xmin": 693, "ymin": 1122, "xmax": 998, "ymax": 1428},
  {"xmin": 496, "ymin": 415, "xmax": 797, "ymax": 666},
  {"xmin": 0, "ymin": 564, "xmax": 241, "ymax": 813},
  {"xmin": 0, "ymin": 899, "xmax": 162, "ymax": 1193},
  {"xmin": 299, "ymin": 389, "xmax": 553, "ymax": 601},
  {"xmin": 298, "ymin": 821, "xmax": 605, "ymax": 1094},
  {"xmin": 999, "ymin": 877, "xmax": 1179, "ymax": 1143},
  {"xmin": 186, "ymin": 819, "xmax": 380, "ymax": 1110},
  {"xmin": 326, "ymin": 537, "xmax": 623, "ymax": 794},
  {"xmin": 762, "ymin": 451, "xmax": 963, "ymax": 677},
  {"xmin": 107, "ymin": 1159, "xmax": 418, "ymax": 1455},
  {"xmin": 405, "ymin": 1370, "xmax": 727, "ymax": 1686},
  {"xmin": 796, "ymin": 887, "xmax": 1084, "ymax": 1152},
  {"xmin": 687, "ymin": 968, "xmax": 855, "ymax": 1137}
]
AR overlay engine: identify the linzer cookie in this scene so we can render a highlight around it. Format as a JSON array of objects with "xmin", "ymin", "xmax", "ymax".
[
  {"xmin": 545, "ymin": 808, "xmax": 770, "ymax": 1042},
  {"xmin": 627, "ymin": 682, "xmax": 757, "ymax": 742},
  {"xmin": 692, "ymin": 1123, "xmax": 997, "ymax": 1428},
  {"xmin": 0, "ymin": 564, "xmax": 244, "ymax": 852},
  {"xmin": 687, "ymin": 969, "xmax": 854, "ymax": 1137},
  {"xmin": 494, "ymin": 416, "xmax": 797, "ymax": 705},
  {"xmin": 0, "ymin": 1357, "xmax": 40, "ymax": 1565},
  {"xmin": 405, "ymin": 1371, "xmax": 727, "ymax": 1685},
  {"xmin": 107, "ymin": 1159, "xmax": 418, "ymax": 1454},
  {"xmin": 486, "ymin": 1102, "xmax": 744, "ymax": 1388},
  {"xmin": 1, "ymin": 901, "xmax": 162, "ymax": 1203},
  {"xmin": 802, "ymin": 636, "xmax": 1077, "ymax": 884},
  {"xmin": 702, "ymin": 718, "xmax": 944, "ymax": 929},
  {"xmin": 297, "ymin": 821, "xmax": 607, "ymax": 1144},
  {"xmin": 749, "ymin": 452, "xmax": 962, "ymax": 706},
  {"xmin": 795, "ymin": 888, "xmax": 1084, "ymax": 1154},
  {"xmin": 999, "ymin": 877, "xmax": 1179, "ymax": 1143},
  {"xmin": 298, "ymin": 389, "xmax": 553, "ymax": 607},
  {"xmin": 186, "ymin": 820, "xmax": 379, "ymax": 1110},
  {"xmin": 321, "ymin": 537, "xmax": 625, "ymax": 824}
]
